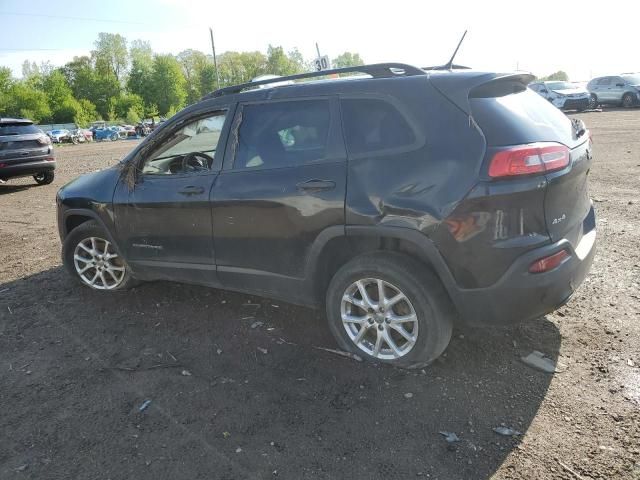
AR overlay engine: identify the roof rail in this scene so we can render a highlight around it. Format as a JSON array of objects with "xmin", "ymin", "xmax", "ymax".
[{"xmin": 202, "ymin": 63, "xmax": 426, "ymax": 99}]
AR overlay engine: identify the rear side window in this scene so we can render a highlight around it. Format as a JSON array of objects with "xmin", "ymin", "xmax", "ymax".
[
  {"xmin": 597, "ymin": 77, "xmax": 611, "ymax": 86},
  {"xmin": 340, "ymin": 98, "xmax": 415, "ymax": 156},
  {"xmin": 0, "ymin": 124, "xmax": 41, "ymax": 136},
  {"xmin": 235, "ymin": 100, "xmax": 330, "ymax": 169}
]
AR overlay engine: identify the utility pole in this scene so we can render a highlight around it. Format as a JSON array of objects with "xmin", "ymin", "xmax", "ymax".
[
  {"xmin": 209, "ymin": 27, "xmax": 220, "ymax": 90},
  {"xmin": 315, "ymin": 42, "xmax": 322, "ymax": 59}
]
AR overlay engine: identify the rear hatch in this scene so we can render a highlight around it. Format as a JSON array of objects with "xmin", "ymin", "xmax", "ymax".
[
  {"xmin": 0, "ymin": 121, "xmax": 50, "ymax": 163},
  {"xmin": 431, "ymin": 72, "xmax": 593, "ymax": 248}
]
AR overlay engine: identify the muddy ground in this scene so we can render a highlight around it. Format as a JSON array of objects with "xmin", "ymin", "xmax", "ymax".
[{"xmin": 1, "ymin": 111, "xmax": 638, "ymax": 480}]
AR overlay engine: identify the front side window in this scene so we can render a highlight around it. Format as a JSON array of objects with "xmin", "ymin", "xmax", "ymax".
[
  {"xmin": 142, "ymin": 111, "xmax": 227, "ymax": 175},
  {"xmin": 235, "ymin": 100, "xmax": 331, "ymax": 169},
  {"xmin": 340, "ymin": 98, "xmax": 416, "ymax": 156}
]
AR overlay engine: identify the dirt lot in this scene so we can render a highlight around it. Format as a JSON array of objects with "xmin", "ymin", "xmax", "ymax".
[{"xmin": 1, "ymin": 112, "xmax": 639, "ymax": 480}]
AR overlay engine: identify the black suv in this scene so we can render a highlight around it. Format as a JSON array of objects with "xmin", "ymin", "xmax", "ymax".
[
  {"xmin": 1, "ymin": 118, "xmax": 56, "ymax": 185},
  {"xmin": 56, "ymin": 64, "xmax": 596, "ymax": 367}
]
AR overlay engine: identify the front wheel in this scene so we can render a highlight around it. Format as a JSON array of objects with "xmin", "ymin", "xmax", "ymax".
[
  {"xmin": 326, "ymin": 252, "xmax": 454, "ymax": 368},
  {"xmin": 62, "ymin": 221, "xmax": 137, "ymax": 291},
  {"xmin": 33, "ymin": 171, "xmax": 54, "ymax": 185},
  {"xmin": 589, "ymin": 94, "xmax": 598, "ymax": 109}
]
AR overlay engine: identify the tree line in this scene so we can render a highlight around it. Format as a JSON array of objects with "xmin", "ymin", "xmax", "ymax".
[{"xmin": 0, "ymin": 32, "xmax": 364, "ymax": 126}]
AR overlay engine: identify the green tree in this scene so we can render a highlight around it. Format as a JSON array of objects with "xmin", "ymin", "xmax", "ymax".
[
  {"xmin": 217, "ymin": 51, "xmax": 267, "ymax": 87},
  {"xmin": 177, "ymin": 49, "xmax": 210, "ymax": 103},
  {"xmin": 150, "ymin": 54, "xmax": 187, "ymax": 116},
  {"xmin": 541, "ymin": 71, "xmax": 569, "ymax": 81},
  {"xmin": 0, "ymin": 67, "xmax": 13, "ymax": 113},
  {"xmin": 42, "ymin": 69, "xmax": 73, "ymax": 109},
  {"xmin": 114, "ymin": 92, "xmax": 144, "ymax": 120},
  {"xmin": 92, "ymin": 32, "xmax": 128, "ymax": 83},
  {"xmin": 3, "ymin": 83, "xmax": 51, "ymax": 122},
  {"xmin": 266, "ymin": 45, "xmax": 303, "ymax": 76},
  {"xmin": 332, "ymin": 52, "xmax": 364, "ymax": 68}
]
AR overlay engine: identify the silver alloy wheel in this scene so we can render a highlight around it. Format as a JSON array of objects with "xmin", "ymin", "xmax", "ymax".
[
  {"xmin": 73, "ymin": 236, "xmax": 125, "ymax": 290},
  {"xmin": 341, "ymin": 278, "xmax": 419, "ymax": 360}
]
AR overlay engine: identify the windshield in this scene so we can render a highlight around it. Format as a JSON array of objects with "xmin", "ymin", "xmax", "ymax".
[
  {"xmin": 546, "ymin": 81, "xmax": 574, "ymax": 90},
  {"xmin": 622, "ymin": 74, "xmax": 640, "ymax": 85}
]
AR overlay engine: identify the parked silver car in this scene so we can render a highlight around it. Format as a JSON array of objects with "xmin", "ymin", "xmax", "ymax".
[
  {"xmin": 587, "ymin": 74, "xmax": 640, "ymax": 108},
  {"xmin": 529, "ymin": 81, "xmax": 591, "ymax": 111}
]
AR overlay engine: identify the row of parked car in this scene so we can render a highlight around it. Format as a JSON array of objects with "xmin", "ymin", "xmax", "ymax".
[
  {"xmin": 46, "ymin": 125, "xmax": 138, "ymax": 144},
  {"xmin": 529, "ymin": 73, "xmax": 640, "ymax": 111}
]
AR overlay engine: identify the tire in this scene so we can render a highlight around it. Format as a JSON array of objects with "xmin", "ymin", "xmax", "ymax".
[
  {"xmin": 110, "ymin": 134, "xmax": 118, "ymax": 141},
  {"xmin": 326, "ymin": 251, "xmax": 454, "ymax": 368},
  {"xmin": 71, "ymin": 136, "xmax": 79, "ymax": 145},
  {"xmin": 622, "ymin": 93, "xmax": 635, "ymax": 108},
  {"xmin": 33, "ymin": 171, "xmax": 54, "ymax": 185},
  {"xmin": 589, "ymin": 94, "xmax": 598, "ymax": 109},
  {"xmin": 62, "ymin": 221, "xmax": 137, "ymax": 291}
]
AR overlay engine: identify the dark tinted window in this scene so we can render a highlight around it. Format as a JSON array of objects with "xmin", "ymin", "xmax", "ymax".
[
  {"xmin": 235, "ymin": 100, "xmax": 330, "ymax": 169},
  {"xmin": 341, "ymin": 98, "xmax": 415, "ymax": 155},
  {"xmin": 0, "ymin": 124, "xmax": 40, "ymax": 136},
  {"xmin": 470, "ymin": 89, "xmax": 574, "ymax": 147}
]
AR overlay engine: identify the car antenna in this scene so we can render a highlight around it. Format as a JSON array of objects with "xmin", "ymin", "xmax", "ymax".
[{"xmin": 444, "ymin": 30, "xmax": 467, "ymax": 70}]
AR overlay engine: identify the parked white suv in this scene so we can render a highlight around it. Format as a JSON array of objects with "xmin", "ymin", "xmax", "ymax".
[{"xmin": 529, "ymin": 81, "xmax": 591, "ymax": 111}]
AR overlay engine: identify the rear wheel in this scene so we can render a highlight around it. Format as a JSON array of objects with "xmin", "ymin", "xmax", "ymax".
[
  {"xmin": 62, "ymin": 221, "xmax": 137, "ymax": 291},
  {"xmin": 589, "ymin": 94, "xmax": 598, "ymax": 109},
  {"xmin": 33, "ymin": 171, "xmax": 54, "ymax": 185},
  {"xmin": 622, "ymin": 93, "xmax": 635, "ymax": 108},
  {"xmin": 110, "ymin": 133, "xmax": 118, "ymax": 141},
  {"xmin": 326, "ymin": 252, "xmax": 454, "ymax": 368}
]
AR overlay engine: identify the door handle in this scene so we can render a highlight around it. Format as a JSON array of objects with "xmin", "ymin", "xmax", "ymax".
[
  {"xmin": 178, "ymin": 185, "xmax": 205, "ymax": 195},
  {"xmin": 296, "ymin": 179, "xmax": 336, "ymax": 192}
]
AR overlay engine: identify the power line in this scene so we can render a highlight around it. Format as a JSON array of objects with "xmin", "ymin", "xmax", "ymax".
[
  {"xmin": 0, "ymin": 48, "xmax": 76, "ymax": 52},
  {"xmin": 0, "ymin": 11, "xmax": 150, "ymax": 25}
]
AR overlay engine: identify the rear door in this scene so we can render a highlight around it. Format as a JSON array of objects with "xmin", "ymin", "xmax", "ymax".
[{"xmin": 211, "ymin": 97, "xmax": 346, "ymax": 299}]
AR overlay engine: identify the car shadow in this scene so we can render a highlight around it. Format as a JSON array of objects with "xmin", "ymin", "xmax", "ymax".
[
  {"xmin": 0, "ymin": 267, "xmax": 561, "ymax": 479},
  {"xmin": 0, "ymin": 183, "xmax": 35, "ymax": 195}
]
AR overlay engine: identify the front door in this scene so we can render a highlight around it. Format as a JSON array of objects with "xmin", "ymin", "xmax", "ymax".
[
  {"xmin": 211, "ymin": 97, "xmax": 346, "ymax": 302},
  {"xmin": 114, "ymin": 109, "xmax": 231, "ymax": 284}
]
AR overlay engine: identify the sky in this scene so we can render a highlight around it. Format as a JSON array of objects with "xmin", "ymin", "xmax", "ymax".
[{"xmin": 1, "ymin": 0, "xmax": 639, "ymax": 82}]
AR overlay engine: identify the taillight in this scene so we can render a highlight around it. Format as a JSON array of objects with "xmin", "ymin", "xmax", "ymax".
[
  {"xmin": 529, "ymin": 250, "xmax": 570, "ymax": 273},
  {"xmin": 489, "ymin": 143, "xmax": 570, "ymax": 178}
]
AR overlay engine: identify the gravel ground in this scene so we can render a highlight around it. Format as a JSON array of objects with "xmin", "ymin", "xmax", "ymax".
[{"xmin": 0, "ymin": 112, "xmax": 638, "ymax": 480}]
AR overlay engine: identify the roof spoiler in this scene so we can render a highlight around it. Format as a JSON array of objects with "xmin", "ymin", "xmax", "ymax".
[{"xmin": 429, "ymin": 72, "xmax": 536, "ymax": 115}]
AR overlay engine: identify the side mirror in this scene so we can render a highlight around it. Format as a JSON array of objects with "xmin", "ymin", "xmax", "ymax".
[
  {"xmin": 616, "ymin": 83, "xmax": 625, "ymax": 87},
  {"xmin": 541, "ymin": 89, "xmax": 548, "ymax": 94}
]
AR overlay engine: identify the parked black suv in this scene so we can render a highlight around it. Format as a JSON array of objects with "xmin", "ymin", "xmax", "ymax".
[
  {"xmin": 56, "ymin": 64, "xmax": 596, "ymax": 367},
  {"xmin": 0, "ymin": 118, "xmax": 56, "ymax": 185}
]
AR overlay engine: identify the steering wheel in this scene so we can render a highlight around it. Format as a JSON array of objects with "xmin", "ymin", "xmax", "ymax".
[{"xmin": 181, "ymin": 152, "xmax": 214, "ymax": 172}]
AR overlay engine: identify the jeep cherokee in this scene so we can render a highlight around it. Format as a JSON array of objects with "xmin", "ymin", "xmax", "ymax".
[{"xmin": 56, "ymin": 63, "xmax": 596, "ymax": 367}]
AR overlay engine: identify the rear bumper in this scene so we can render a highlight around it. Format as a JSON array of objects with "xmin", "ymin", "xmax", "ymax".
[
  {"xmin": 0, "ymin": 157, "xmax": 56, "ymax": 179},
  {"xmin": 453, "ymin": 206, "xmax": 596, "ymax": 325}
]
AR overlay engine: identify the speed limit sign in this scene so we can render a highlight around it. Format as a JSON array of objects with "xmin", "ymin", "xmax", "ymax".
[{"xmin": 314, "ymin": 55, "xmax": 331, "ymax": 71}]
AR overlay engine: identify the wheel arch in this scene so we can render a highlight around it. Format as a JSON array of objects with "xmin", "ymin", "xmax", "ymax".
[
  {"xmin": 61, "ymin": 209, "xmax": 125, "ymax": 259},
  {"xmin": 307, "ymin": 225, "xmax": 461, "ymax": 309}
]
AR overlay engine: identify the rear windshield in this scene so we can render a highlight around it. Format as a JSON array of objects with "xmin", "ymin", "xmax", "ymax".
[
  {"xmin": 470, "ymin": 89, "xmax": 576, "ymax": 147},
  {"xmin": 0, "ymin": 124, "xmax": 41, "ymax": 136}
]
